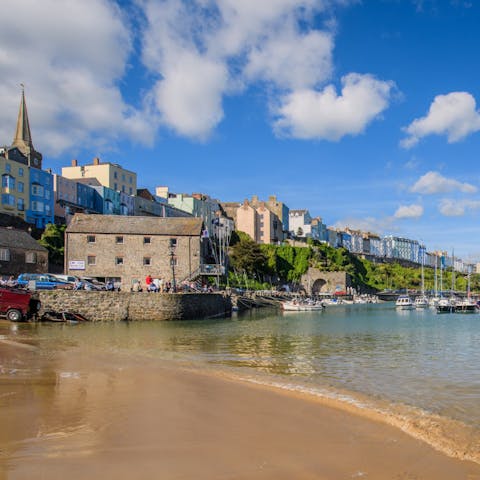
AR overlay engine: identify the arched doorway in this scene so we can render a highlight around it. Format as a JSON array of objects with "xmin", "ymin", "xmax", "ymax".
[{"xmin": 312, "ymin": 278, "xmax": 327, "ymax": 295}]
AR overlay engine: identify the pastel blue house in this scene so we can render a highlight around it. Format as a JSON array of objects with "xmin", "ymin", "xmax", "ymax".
[{"xmin": 26, "ymin": 167, "xmax": 54, "ymax": 227}]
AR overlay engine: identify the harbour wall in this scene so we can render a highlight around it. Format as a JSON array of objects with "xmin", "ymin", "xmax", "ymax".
[{"xmin": 37, "ymin": 291, "xmax": 232, "ymax": 321}]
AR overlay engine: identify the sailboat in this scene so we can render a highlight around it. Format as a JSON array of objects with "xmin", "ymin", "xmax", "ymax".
[
  {"xmin": 436, "ymin": 250, "xmax": 456, "ymax": 313},
  {"xmin": 429, "ymin": 256, "xmax": 440, "ymax": 308},
  {"xmin": 415, "ymin": 248, "xmax": 428, "ymax": 308},
  {"xmin": 455, "ymin": 271, "xmax": 477, "ymax": 313}
]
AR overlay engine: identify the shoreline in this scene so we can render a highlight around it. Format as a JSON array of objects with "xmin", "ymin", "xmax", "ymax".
[
  {"xmin": 1, "ymin": 347, "xmax": 480, "ymax": 479},
  {"xmin": 194, "ymin": 366, "xmax": 480, "ymax": 465}
]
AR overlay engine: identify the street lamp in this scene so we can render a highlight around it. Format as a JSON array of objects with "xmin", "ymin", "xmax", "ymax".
[{"xmin": 169, "ymin": 240, "xmax": 176, "ymax": 292}]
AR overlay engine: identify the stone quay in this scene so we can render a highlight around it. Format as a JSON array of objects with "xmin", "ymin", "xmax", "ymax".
[{"xmin": 37, "ymin": 290, "xmax": 232, "ymax": 322}]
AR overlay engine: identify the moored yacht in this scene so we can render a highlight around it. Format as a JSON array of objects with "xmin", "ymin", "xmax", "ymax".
[
  {"xmin": 436, "ymin": 297, "xmax": 455, "ymax": 314},
  {"xmin": 414, "ymin": 295, "xmax": 429, "ymax": 309},
  {"xmin": 395, "ymin": 295, "xmax": 414, "ymax": 310}
]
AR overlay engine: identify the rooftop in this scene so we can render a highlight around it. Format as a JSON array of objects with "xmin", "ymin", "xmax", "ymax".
[
  {"xmin": 66, "ymin": 214, "xmax": 203, "ymax": 236},
  {"xmin": 0, "ymin": 227, "xmax": 48, "ymax": 252}
]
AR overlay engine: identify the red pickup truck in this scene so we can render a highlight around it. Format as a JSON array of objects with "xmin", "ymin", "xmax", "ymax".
[{"xmin": 0, "ymin": 287, "xmax": 41, "ymax": 322}]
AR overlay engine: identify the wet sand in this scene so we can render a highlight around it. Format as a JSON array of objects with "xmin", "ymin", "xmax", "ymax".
[{"xmin": 1, "ymin": 348, "xmax": 480, "ymax": 480}]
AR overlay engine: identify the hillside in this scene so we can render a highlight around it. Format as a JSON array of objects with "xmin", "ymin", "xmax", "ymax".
[{"xmin": 227, "ymin": 234, "xmax": 478, "ymax": 293}]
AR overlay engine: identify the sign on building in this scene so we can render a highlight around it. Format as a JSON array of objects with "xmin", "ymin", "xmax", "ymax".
[{"xmin": 69, "ymin": 260, "xmax": 85, "ymax": 270}]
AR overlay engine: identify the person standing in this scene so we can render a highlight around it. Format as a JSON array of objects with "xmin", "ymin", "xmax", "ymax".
[{"xmin": 145, "ymin": 274, "xmax": 153, "ymax": 290}]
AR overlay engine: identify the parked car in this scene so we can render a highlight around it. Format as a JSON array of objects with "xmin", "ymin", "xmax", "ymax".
[
  {"xmin": 52, "ymin": 274, "xmax": 78, "ymax": 284},
  {"xmin": 16, "ymin": 273, "xmax": 72, "ymax": 290},
  {"xmin": 0, "ymin": 286, "xmax": 41, "ymax": 321}
]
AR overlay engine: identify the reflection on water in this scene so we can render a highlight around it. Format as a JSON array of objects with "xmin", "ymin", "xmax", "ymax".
[{"xmin": 1, "ymin": 303, "xmax": 480, "ymax": 461}]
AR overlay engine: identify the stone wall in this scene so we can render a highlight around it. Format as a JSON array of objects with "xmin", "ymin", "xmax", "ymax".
[
  {"xmin": 37, "ymin": 291, "xmax": 232, "ymax": 321},
  {"xmin": 300, "ymin": 269, "xmax": 352, "ymax": 295}
]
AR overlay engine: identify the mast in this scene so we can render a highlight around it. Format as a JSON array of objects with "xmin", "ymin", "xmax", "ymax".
[{"xmin": 451, "ymin": 249, "xmax": 455, "ymax": 298}]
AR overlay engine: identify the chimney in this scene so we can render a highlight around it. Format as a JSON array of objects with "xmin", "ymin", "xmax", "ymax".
[
  {"xmin": 71, "ymin": 159, "xmax": 78, "ymax": 167},
  {"xmin": 93, "ymin": 157, "xmax": 100, "ymax": 165}
]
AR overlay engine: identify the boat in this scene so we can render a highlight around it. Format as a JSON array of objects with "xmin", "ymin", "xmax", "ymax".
[
  {"xmin": 436, "ymin": 297, "xmax": 455, "ymax": 314},
  {"xmin": 281, "ymin": 299, "xmax": 325, "ymax": 311},
  {"xmin": 455, "ymin": 273, "xmax": 477, "ymax": 313},
  {"xmin": 414, "ymin": 295, "xmax": 429, "ymax": 308},
  {"xmin": 395, "ymin": 295, "xmax": 414, "ymax": 310},
  {"xmin": 415, "ymin": 251, "xmax": 429, "ymax": 308},
  {"xmin": 454, "ymin": 299, "xmax": 477, "ymax": 313}
]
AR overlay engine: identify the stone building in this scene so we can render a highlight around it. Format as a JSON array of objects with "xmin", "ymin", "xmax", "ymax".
[
  {"xmin": 0, "ymin": 227, "xmax": 48, "ymax": 277},
  {"xmin": 65, "ymin": 214, "xmax": 204, "ymax": 289}
]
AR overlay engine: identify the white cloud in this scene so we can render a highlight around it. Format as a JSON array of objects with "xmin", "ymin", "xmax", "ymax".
[
  {"xmin": 244, "ymin": 28, "xmax": 334, "ymax": 90},
  {"xmin": 410, "ymin": 171, "xmax": 477, "ymax": 194},
  {"xmin": 140, "ymin": 0, "xmax": 392, "ymax": 141},
  {"xmin": 140, "ymin": 0, "xmax": 340, "ymax": 139},
  {"xmin": 273, "ymin": 73, "xmax": 395, "ymax": 140},
  {"xmin": 0, "ymin": 0, "xmax": 157, "ymax": 156},
  {"xmin": 439, "ymin": 199, "xmax": 480, "ymax": 217},
  {"xmin": 401, "ymin": 92, "xmax": 480, "ymax": 148},
  {"xmin": 394, "ymin": 204, "xmax": 424, "ymax": 219}
]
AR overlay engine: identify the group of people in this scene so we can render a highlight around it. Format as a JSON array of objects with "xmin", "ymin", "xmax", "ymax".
[
  {"xmin": 131, "ymin": 275, "xmax": 174, "ymax": 293},
  {"xmin": 0, "ymin": 276, "xmax": 18, "ymax": 288}
]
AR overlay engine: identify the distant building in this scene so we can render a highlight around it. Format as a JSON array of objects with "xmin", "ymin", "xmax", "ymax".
[
  {"xmin": 65, "ymin": 214, "xmax": 205, "ymax": 288},
  {"xmin": 62, "ymin": 158, "xmax": 137, "ymax": 196},
  {"xmin": 249, "ymin": 195, "xmax": 289, "ymax": 235},
  {"xmin": 289, "ymin": 209, "xmax": 312, "ymax": 238},
  {"xmin": 0, "ymin": 227, "xmax": 48, "ymax": 277}
]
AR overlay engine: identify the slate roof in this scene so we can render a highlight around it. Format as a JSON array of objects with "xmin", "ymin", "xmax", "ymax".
[
  {"xmin": 66, "ymin": 214, "xmax": 203, "ymax": 236},
  {"xmin": 0, "ymin": 227, "xmax": 48, "ymax": 251}
]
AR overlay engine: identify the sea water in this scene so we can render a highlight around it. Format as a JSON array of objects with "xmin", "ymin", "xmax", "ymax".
[{"xmin": 1, "ymin": 303, "xmax": 479, "ymax": 461}]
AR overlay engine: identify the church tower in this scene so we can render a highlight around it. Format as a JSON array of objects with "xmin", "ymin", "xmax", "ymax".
[{"xmin": 11, "ymin": 86, "xmax": 42, "ymax": 169}]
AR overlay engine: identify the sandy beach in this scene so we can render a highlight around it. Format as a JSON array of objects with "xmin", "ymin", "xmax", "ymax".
[{"xmin": 1, "ymin": 343, "xmax": 480, "ymax": 480}]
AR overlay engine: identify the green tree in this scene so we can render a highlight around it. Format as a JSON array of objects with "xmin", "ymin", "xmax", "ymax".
[
  {"xmin": 229, "ymin": 235, "xmax": 267, "ymax": 275},
  {"xmin": 39, "ymin": 223, "xmax": 66, "ymax": 266}
]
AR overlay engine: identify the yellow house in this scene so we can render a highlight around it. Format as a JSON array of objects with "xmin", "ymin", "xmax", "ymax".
[
  {"xmin": 62, "ymin": 158, "xmax": 137, "ymax": 196},
  {"xmin": 0, "ymin": 153, "xmax": 30, "ymax": 220}
]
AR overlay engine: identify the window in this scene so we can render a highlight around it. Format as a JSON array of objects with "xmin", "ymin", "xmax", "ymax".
[
  {"xmin": 115, "ymin": 236, "xmax": 124, "ymax": 244},
  {"xmin": 0, "ymin": 248, "xmax": 10, "ymax": 261},
  {"xmin": 122, "ymin": 174, "xmax": 125, "ymax": 181},
  {"xmin": 18, "ymin": 167, "xmax": 24, "ymax": 177},
  {"xmin": 26, "ymin": 252, "xmax": 37, "ymax": 263},
  {"xmin": 114, "ymin": 183, "xmax": 118, "ymax": 191},
  {"xmin": 114, "ymin": 171, "xmax": 118, "ymax": 179},
  {"xmin": 169, "ymin": 238, "xmax": 177, "ymax": 248},
  {"xmin": 2, "ymin": 194, "xmax": 15, "ymax": 206},
  {"xmin": 129, "ymin": 177, "xmax": 132, "ymax": 184},
  {"xmin": 31, "ymin": 201, "xmax": 44, "ymax": 212},
  {"xmin": 17, "ymin": 181, "xmax": 24, "ymax": 193},
  {"xmin": 87, "ymin": 256, "xmax": 96, "ymax": 265},
  {"xmin": 5, "ymin": 164, "xmax": 11, "ymax": 173},
  {"xmin": 143, "ymin": 257, "xmax": 151, "ymax": 266},
  {"xmin": 45, "ymin": 190, "xmax": 50, "ymax": 200},
  {"xmin": 31, "ymin": 184, "xmax": 44, "ymax": 196},
  {"xmin": 2, "ymin": 174, "xmax": 15, "ymax": 189},
  {"xmin": 115, "ymin": 257, "xmax": 124, "ymax": 265},
  {"xmin": 17, "ymin": 198, "xmax": 24, "ymax": 211},
  {"xmin": 122, "ymin": 185, "xmax": 125, "ymax": 193},
  {"xmin": 129, "ymin": 187, "xmax": 133, "ymax": 195},
  {"xmin": 143, "ymin": 237, "xmax": 151, "ymax": 244},
  {"xmin": 87, "ymin": 235, "xmax": 96, "ymax": 243}
]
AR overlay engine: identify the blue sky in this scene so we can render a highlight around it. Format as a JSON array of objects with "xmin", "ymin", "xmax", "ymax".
[{"xmin": 1, "ymin": 0, "xmax": 480, "ymax": 260}]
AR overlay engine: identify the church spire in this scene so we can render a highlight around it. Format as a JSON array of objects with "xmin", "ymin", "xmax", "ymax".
[
  {"xmin": 10, "ymin": 85, "xmax": 42, "ymax": 168},
  {"xmin": 13, "ymin": 84, "xmax": 33, "ymax": 151}
]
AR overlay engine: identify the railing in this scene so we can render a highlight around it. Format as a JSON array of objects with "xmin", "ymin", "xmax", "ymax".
[{"xmin": 199, "ymin": 264, "xmax": 225, "ymax": 275}]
